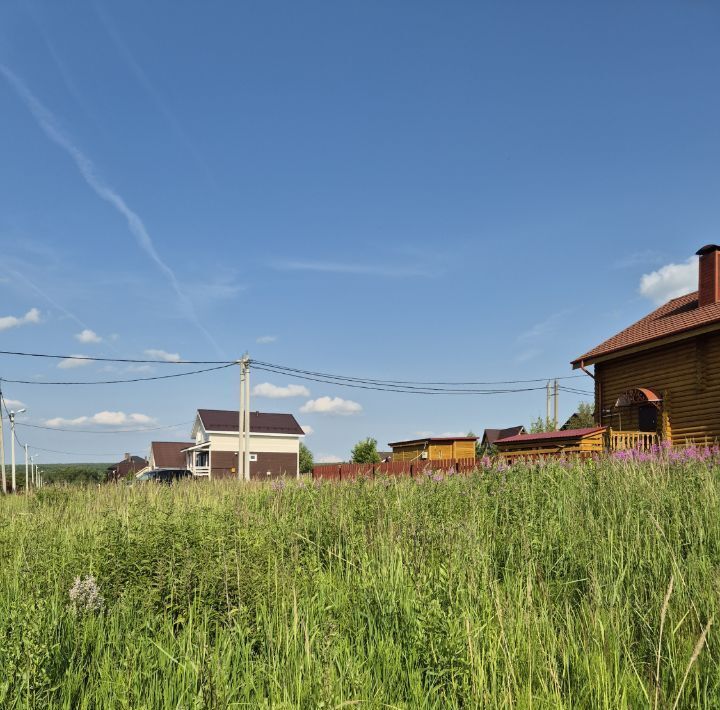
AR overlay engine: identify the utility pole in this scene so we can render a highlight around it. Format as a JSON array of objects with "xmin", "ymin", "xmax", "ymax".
[
  {"xmin": 0, "ymin": 395, "xmax": 5, "ymax": 494},
  {"xmin": 546, "ymin": 381, "xmax": 551, "ymax": 428},
  {"xmin": 553, "ymin": 379, "xmax": 559, "ymax": 430},
  {"xmin": 243, "ymin": 355, "xmax": 251, "ymax": 482},
  {"xmin": 237, "ymin": 354, "xmax": 251, "ymax": 482},
  {"xmin": 24, "ymin": 444, "xmax": 29, "ymax": 493},
  {"xmin": 238, "ymin": 358, "xmax": 244, "ymax": 481},
  {"xmin": 8, "ymin": 408, "xmax": 26, "ymax": 493}
]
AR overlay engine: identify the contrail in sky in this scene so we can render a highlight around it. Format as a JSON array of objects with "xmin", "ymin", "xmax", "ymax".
[
  {"xmin": 0, "ymin": 63, "xmax": 222, "ymax": 355},
  {"xmin": 93, "ymin": 1, "xmax": 216, "ymax": 186}
]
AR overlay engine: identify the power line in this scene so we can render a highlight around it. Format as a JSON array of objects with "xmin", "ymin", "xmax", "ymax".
[
  {"xmin": 253, "ymin": 360, "xmax": 588, "ymax": 386},
  {"xmin": 0, "ymin": 362, "xmax": 236, "ymax": 385},
  {"xmin": 15, "ymin": 421, "xmax": 192, "ymax": 434},
  {"xmin": 253, "ymin": 365, "xmax": 549, "ymax": 394},
  {"xmin": 24, "ymin": 445, "xmax": 118, "ymax": 458},
  {"xmin": 0, "ymin": 350, "xmax": 593, "ymax": 388},
  {"xmin": 0, "ymin": 350, "xmax": 231, "ymax": 365}
]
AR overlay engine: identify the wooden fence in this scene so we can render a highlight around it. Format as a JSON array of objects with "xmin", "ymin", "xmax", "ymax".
[{"xmin": 312, "ymin": 458, "xmax": 479, "ymax": 481}]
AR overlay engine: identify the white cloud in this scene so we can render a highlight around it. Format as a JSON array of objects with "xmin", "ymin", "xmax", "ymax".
[
  {"xmin": 256, "ymin": 335, "xmax": 277, "ymax": 344},
  {"xmin": 44, "ymin": 411, "xmax": 156, "ymax": 427},
  {"xmin": 639, "ymin": 256, "xmax": 697, "ymax": 306},
  {"xmin": 300, "ymin": 396, "xmax": 362, "ymax": 416},
  {"xmin": 125, "ymin": 364, "xmax": 154, "ymax": 373},
  {"xmin": 0, "ymin": 307, "xmax": 41, "ymax": 332},
  {"xmin": 144, "ymin": 348, "xmax": 181, "ymax": 362},
  {"xmin": 317, "ymin": 454, "xmax": 342, "ymax": 463},
  {"xmin": 57, "ymin": 354, "xmax": 91, "ymax": 369},
  {"xmin": 75, "ymin": 328, "xmax": 102, "ymax": 343},
  {"xmin": 301, "ymin": 424, "xmax": 314, "ymax": 435},
  {"xmin": 252, "ymin": 382, "xmax": 310, "ymax": 398},
  {"xmin": 3, "ymin": 399, "xmax": 25, "ymax": 409}
]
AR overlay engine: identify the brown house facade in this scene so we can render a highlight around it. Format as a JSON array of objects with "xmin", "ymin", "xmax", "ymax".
[{"xmin": 572, "ymin": 245, "xmax": 720, "ymax": 447}]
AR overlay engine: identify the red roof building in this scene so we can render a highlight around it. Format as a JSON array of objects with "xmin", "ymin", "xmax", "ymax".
[{"xmin": 571, "ymin": 245, "xmax": 720, "ymax": 446}]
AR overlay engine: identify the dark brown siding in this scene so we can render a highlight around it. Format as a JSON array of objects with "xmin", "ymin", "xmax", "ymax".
[
  {"xmin": 250, "ymin": 452, "xmax": 297, "ymax": 480},
  {"xmin": 210, "ymin": 451, "xmax": 297, "ymax": 480},
  {"xmin": 596, "ymin": 332, "xmax": 720, "ymax": 444}
]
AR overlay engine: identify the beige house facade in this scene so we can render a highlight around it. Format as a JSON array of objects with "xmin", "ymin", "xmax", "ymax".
[{"xmin": 183, "ymin": 409, "xmax": 304, "ymax": 480}]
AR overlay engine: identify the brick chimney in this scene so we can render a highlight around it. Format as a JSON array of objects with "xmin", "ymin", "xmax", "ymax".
[{"xmin": 696, "ymin": 245, "xmax": 720, "ymax": 307}]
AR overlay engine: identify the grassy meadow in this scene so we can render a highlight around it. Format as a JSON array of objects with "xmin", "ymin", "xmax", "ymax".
[{"xmin": 1, "ymin": 458, "xmax": 719, "ymax": 708}]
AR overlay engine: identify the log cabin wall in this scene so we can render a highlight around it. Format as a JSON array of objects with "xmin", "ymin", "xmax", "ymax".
[{"xmin": 595, "ymin": 330, "xmax": 720, "ymax": 444}]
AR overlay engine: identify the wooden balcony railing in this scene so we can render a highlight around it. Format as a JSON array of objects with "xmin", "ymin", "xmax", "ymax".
[{"xmin": 608, "ymin": 430, "xmax": 659, "ymax": 451}]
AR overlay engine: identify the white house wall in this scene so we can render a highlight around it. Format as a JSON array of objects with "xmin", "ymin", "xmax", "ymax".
[{"xmin": 208, "ymin": 431, "xmax": 300, "ymax": 454}]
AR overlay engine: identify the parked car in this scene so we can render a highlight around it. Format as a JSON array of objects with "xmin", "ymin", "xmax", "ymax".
[{"xmin": 136, "ymin": 468, "xmax": 192, "ymax": 484}]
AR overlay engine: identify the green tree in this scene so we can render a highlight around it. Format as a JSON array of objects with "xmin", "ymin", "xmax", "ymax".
[
  {"xmin": 351, "ymin": 437, "xmax": 381, "ymax": 464},
  {"xmin": 567, "ymin": 402, "xmax": 595, "ymax": 428},
  {"xmin": 529, "ymin": 416, "xmax": 556, "ymax": 433},
  {"xmin": 299, "ymin": 442, "xmax": 314, "ymax": 474}
]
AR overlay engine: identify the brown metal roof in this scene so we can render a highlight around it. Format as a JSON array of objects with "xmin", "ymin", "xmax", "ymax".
[
  {"xmin": 495, "ymin": 426, "xmax": 605, "ymax": 444},
  {"xmin": 570, "ymin": 291, "xmax": 720, "ymax": 366},
  {"xmin": 388, "ymin": 436, "xmax": 478, "ymax": 447},
  {"xmin": 197, "ymin": 409, "xmax": 304, "ymax": 435},
  {"xmin": 151, "ymin": 441, "xmax": 193, "ymax": 468},
  {"xmin": 481, "ymin": 426, "xmax": 525, "ymax": 446}
]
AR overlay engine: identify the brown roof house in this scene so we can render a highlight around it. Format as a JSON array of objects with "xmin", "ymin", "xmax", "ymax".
[
  {"xmin": 571, "ymin": 244, "xmax": 720, "ymax": 447},
  {"xmin": 106, "ymin": 453, "xmax": 148, "ymax": 481},
  {"xmin": 481, "ymin": 426, "xmax": 525, "ymax": 448},
  {"xmin": 147, "ymin": 441, "xmax": 194, "ymax": 471},
  {"xmin": 183, "ymin": 409, "xmax": 305, "ymax": 480}
]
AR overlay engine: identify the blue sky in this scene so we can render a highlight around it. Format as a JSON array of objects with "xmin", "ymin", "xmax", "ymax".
[{"xmin": 1, "ymin": 1, "xmax": 719, "ymax": 464}]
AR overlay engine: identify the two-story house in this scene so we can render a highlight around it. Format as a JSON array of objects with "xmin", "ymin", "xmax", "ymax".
[
  {"xmin": 183, "ymin": 408, "xmax": 305, "ymax": 479},
  {"xmin": 572, "ymin": 244, "xmax": 720, "ymax": 447}
]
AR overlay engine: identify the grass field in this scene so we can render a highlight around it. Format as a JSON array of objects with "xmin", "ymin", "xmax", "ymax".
[{"xmin": 1, "ymin": 458, "xmax": 719, "ymax": 708}]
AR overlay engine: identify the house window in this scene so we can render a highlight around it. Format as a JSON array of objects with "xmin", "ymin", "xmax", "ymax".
[{"xmin": 249, "ymin": 454, "xmax": 258, "ymax": 462}]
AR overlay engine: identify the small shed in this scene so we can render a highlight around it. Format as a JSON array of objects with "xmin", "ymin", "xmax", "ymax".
[
  {"xmin": 495, "ymin": 426, "xmax": 606, "ymax": 461},
  {"xmin": 388, "ymin": 436, "xmax": 477, "ymax": 462}
]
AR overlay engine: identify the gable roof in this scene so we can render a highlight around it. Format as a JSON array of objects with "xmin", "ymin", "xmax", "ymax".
[
  {"xmin": 197, "ymin": 409, "xmax": 304, "ymax": 436},
  {"xmin": 481, "ymin": 426, "xmax": 525, "ymax": 446},
  {"xmin": 495, "ymin": 426, "xmax": 605, "ymax": 445},
  {"xmin": 106, "ymin": 455, "xmax": 147, "ymax": 472},
  {"xmin": 571, "ymin": 291, "xmax": 720, "ymax": 367},
  {"xmin": 151, "ymin": 441, "xmax": 193, "ymax": 468}
]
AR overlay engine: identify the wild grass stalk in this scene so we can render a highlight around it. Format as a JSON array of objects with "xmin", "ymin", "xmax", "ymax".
[{"xmin": 0, "ymin": 458, "xmax": 718, "ymax": 707}]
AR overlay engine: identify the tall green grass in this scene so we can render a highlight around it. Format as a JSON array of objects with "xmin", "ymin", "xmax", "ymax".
[{"xmin": 1, "ymin": 460, "xmax": 719, "ymax": 708}]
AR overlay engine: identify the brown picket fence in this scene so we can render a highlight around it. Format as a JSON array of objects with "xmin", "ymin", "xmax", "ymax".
[{"xmin": 312, "ymin": 458, "xmax": 478, "ymax": 481}]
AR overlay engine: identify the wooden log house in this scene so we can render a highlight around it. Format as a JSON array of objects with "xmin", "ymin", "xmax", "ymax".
[{"xmin": 572, "ymin": 244, "xmax": 720, "ymax": 448}]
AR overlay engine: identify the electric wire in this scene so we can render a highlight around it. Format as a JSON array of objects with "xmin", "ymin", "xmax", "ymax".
[
  {"xmin": 253, "ymin": 365, "xmax": 551, "ymax": 394},
  {"xmin": 252, "ymin": 360, "xmax": 588, "ymax": 386},
  {"xmin": 15, "ymin": 421, "xmax": 193, "ymax": 434},
  {"xmin": 0, "ymin": 362, "xmax": 236, "ymax": 385},
  {"xmin": 0, "ymin": 350, "xmax": 231, "ymax": 365},
  {"xmin": 0, "ymin": 349, "xmax": 593, "ymax": 389}
]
